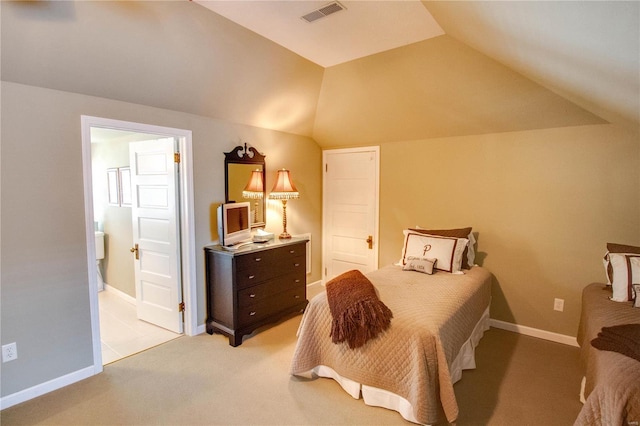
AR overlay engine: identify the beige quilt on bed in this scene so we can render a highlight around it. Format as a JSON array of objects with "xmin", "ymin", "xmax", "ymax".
[
  {"xmin": 290, "ymin": 265, "xmax": 492, "ymax": 424},
  {"xmin": 575, "ymin": 283, "xmax": 640, "ymax": 426}
]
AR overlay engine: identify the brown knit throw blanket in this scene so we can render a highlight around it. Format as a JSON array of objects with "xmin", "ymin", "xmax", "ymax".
[
  {"xmin": 591, "ymin": 324, "xmax": 640, "ymax": 363},
  {"xmin": 325, "ymin": 269, "xmax": 393, "ymax": 349}
]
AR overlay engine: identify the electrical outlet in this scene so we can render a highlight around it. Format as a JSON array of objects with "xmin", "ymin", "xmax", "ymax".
[
  {"xmin": 554, "ymin": 298, "xmax": 564, "ymax": 312},
  {"xmin": 2, "ymin": 342, "xmax": 18, "ymax": 362}
]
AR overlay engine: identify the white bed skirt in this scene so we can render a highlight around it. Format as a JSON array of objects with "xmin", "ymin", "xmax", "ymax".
[{"xmin": 311, "ymin": 306, "xmax": 491, "ymax": 424}]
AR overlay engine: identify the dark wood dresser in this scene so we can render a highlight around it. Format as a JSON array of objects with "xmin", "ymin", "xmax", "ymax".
[{"xmin": 204, "ymin": 237, "xmax": 308, "ymax": 346}]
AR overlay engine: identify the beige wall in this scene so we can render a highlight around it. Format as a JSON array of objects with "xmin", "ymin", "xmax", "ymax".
[
  {"xmin": 379, "ymin": 123, "xmax": 639, "ymax": 336},
  {"xmin": 1, "ymin": 0, "xmax": 323, "ymax": 398},
  {"xmin": 2, "ymin": 0, "xmax": 638, "ymax": 405},
  {"xmin": 0, "ymin": 80, "xmax": 322, "ymax": 397},
  {"xmin": 313, "ymin": 31, "xmax": 640, "ymax": 337}
]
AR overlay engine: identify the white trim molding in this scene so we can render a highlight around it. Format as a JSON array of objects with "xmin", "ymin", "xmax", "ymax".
[
  {"xmin": 490, "ymin": 319, "xmax": 579, "ymax": 347},
  {"xmin": 0, "ymin": 366, "xmax": 95, "ymax": 410},
  {"xmin": 104, "ymin": 284, "xmax": 136, "ymax": 305},
  {"xmin": 81, "ymin": 115, "xmax": 198, "ymax": 374},
  {"xmin": 307, "ymin": 279, "xmax": 322, "ymax": 288}
]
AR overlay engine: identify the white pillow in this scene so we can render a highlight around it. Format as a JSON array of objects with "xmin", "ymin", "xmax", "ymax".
[
  {"xmin": 602, "ymin": 243, "xmax": 640, "ymax": 285},
  {"xmin": 603, "ymin": 253, "xmax": 612, "ymax": 285},
  {"xmin": 634, "ymin": 284, "xmax": 640, "ymax": 308},
  {"xmin": 608, "ymin": 253, "xmax": 640, "ymax": 302},
  {"xmin": 403, "ymin": 256, "xmax": 436, "ymax": 274},
  {"xmin": 412, "ymin": 226, "xmax": 475, "ymax": 269},
  {"xmin": 399, "ymin": 230, "xmax": 468, "ymax": 273}
]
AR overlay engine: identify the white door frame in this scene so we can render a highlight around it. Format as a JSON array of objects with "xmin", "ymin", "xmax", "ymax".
[
  {"xmin": 322, "ymin": 146, "xmax": 380, "ymax": 283},
  {"xmin": 81, "ymin": 115, "xmax": 197, "ymax": 373}
]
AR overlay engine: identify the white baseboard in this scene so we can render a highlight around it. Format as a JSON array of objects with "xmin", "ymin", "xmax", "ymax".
[
  {"xmin": 105, "ymin": 283, "xmax": 576, "ymax": 347},
  {"xmin": 490, "ymin": 319, "xmax": 578, "ymax": 347},
  {"xmin": 307, "ymin": 280, "xmax": 322, "ymax": 288},
  {"xmin": 0, "ymin": 365, "xmax": 96, "ymax": 410},
  {"xmin": 1, "ymin": 279, "xmax": 322, "ymax": 409},
  {"xmin": 103, "ymin": 283, "xmax": 136, "ymax": 305}
]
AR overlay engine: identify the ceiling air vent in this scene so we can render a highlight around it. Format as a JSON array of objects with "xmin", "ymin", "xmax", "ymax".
[{"xmin": 301, "ymin": 2, "xmax": 346, "ymax": 23}]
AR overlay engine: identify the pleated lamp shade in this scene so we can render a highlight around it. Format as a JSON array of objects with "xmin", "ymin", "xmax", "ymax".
[
  {"xmin": 269, "ymin": 169, "xmax": 299, "ymax": 200},
  {"xmin": 268, "ymin": 169, "xmax": 299, "ymax": 239},
  {"xmin": 242, "ymin": 170, "xmax": 264, "ymax": 199}
]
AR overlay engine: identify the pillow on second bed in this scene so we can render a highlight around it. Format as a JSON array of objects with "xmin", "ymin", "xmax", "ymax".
[
  {"xmin": 603, "ymin": 242, "xmax": 640, "ymax": 302},
  {"xmin": 399, "ymin": 230, "xmax": 468, "ymax": 273},
  {"xmin": 608, "ymin": 253, "xmax": 640, "ymax": 302}
]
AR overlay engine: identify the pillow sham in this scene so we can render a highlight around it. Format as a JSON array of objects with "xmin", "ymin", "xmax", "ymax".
[
  {"xmin": 603, "ymin": 242, "xmax": 640, "ymax": 285},
  {"xmin": 410, "ymin": 227, "xmax": 473, "ymax": 269},
  {"xmin": 400, "ymin": 230, "xmax": 468, "ymax": 273},
  {"xmin": 402, "ymin": 256, "xmax": 436, "ymax": 274},
  {"xmin": 608, "ymin": 253, "xmax": 640, "ymax": 302}
]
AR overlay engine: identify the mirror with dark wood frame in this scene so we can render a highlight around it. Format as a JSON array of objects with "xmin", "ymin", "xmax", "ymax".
[{"xmin": 224, "ymin": 143, "xmax": 266, "ymax": 228}]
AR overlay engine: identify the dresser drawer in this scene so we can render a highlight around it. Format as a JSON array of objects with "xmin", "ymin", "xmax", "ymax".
[
  {"xmin": 235, "ymin": 243, "xmax": 306, "ymax": 272},
  {"xmin": 205, "ymin": 238, "xmax": 308, "ymax": 346},
  {"xmin": 237, "ymin": 271, "xmax": 305, "ymax": 306},
  {"xmin": 235, "ymin": 255, "xmax": 305, "ymax": 289},
  {"xmin": 238, "ymin": 286, "xmax": 306, "ymax": 327}
]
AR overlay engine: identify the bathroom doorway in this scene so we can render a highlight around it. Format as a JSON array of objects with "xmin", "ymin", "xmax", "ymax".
[{"xmin": 81, "ymin": 116, "xmax": 197, "ymax": 370}]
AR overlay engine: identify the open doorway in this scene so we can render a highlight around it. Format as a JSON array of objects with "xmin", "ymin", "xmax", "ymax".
[
  {"xmin": 90, "ymin": 129, "xmax": 181, "ymax": 364},
  {"xmin": 81, "ymin": 116, "xmax": 197, "ymax": 371}
]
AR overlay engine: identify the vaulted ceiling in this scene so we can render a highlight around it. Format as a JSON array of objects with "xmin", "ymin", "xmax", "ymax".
[
  {"xmin": 3, "ymin": 1, "xmax": 637, "ymax": 147},
  {"xmin": 197, "ymin": 1, "xmax": 640, "ymax": 128}
]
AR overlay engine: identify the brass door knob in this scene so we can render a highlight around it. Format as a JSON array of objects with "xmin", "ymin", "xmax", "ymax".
[{"xmin": 130, "ymin": 243, "xmax": 139, "ymax": 260}]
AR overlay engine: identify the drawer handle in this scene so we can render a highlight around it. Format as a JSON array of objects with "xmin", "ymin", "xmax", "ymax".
[
  {"xmin": 254, "ymin": 257, "xmax": 262, "ymax": 262},
  {"xmin": 250, "ymin": 311, "xmax": 256, "ymax": 316},
  {"xmin": 249, "ymin": 293, "xmax": 256, "ymax": 298},
  {"xmin": 294, "ymin": 263, "xmax": 300, "ymax": 267},
  {"xmin": 294, "ymin": 295, "xmax": 300, "ymax": 299},
  {"xmin": 295, "ymin": 279, "xmax": 301, "ymax": 283},
  {"xmin": 248, "ymin": 275, "xmax": 255, "ymax": 280},
  {"xmin": 289, "ymin": 250, "xmax": 295, "ymax": 254}
]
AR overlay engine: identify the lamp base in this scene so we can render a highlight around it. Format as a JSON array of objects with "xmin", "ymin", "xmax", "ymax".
[{"xmin": 278, "ymin": 199, "xmax": 292, "ymax": 240}]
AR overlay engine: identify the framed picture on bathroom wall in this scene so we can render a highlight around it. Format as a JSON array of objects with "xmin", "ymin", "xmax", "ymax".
[
  {"xmin": 107, "ymin": 168, "xmax": 120, "ymax": 206},
  {"xmin": 119, "ymin": 167, "xmax": 131, "ymax": 206}
]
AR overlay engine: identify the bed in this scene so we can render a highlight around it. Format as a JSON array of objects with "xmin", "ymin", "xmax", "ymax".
[
  {"xmin": 575, "ymin": 283, "xmax": 640, "ymax": 425},
  {"xmin": 290, "ymin": 263, "xmax": 492, "ymax": 425}
]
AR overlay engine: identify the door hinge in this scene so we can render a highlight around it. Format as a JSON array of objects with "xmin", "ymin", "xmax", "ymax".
[
  {"xmin": 178, "ymin": 302, "xmax": 185, "ymax": 312},
  {"xmin": 174, "ymin": 152, "xmax": 181, "ymax": 163}
]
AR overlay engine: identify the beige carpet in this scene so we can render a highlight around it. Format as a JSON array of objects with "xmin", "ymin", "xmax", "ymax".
[{"xmin": 1, "ymin": 308, "xmax": 584, "ymax": 425}]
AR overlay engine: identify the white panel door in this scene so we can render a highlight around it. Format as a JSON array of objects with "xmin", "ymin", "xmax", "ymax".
[
  {"xmin": 130, "ymin": 138, "xmax": 183, "ymax": 333},
  {"xmin": 323, "ymin": 147, "xmax": 379, "ymax": 281}
]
